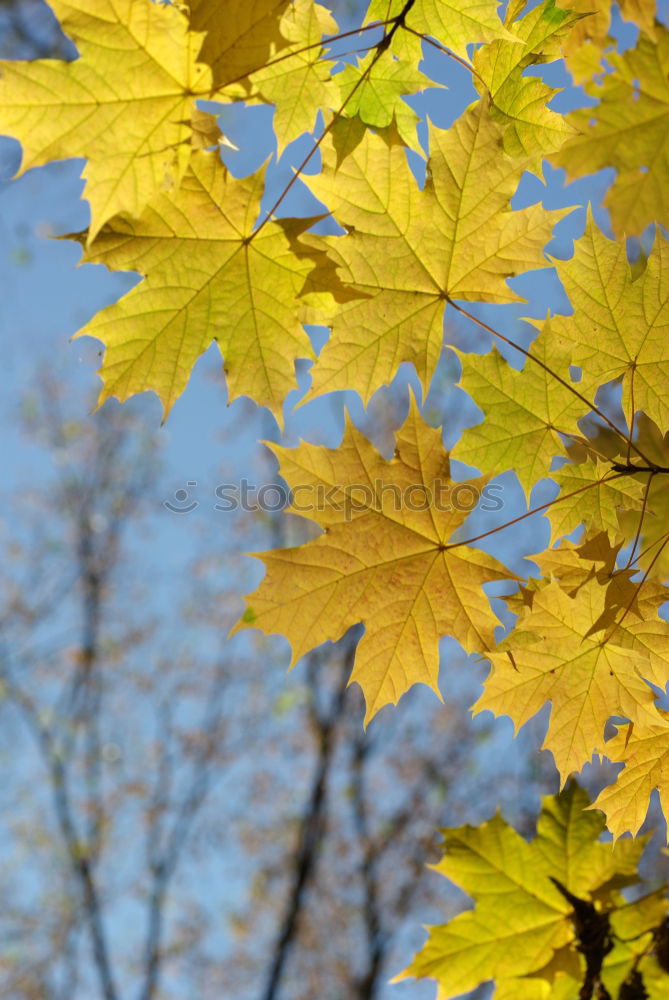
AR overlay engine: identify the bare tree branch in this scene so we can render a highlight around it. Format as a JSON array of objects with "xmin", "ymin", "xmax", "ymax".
[{"xmin": 260, "ymin": 637, "xmax": 357, "ymax": 1000}]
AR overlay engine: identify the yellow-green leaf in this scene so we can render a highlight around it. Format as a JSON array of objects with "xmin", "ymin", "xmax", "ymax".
[
  {"xmin": 247, "ymin": 0, "xmax": 340, "ymax": 150},
  {"xmin": 74, "ymin": 152, "xmax": 319, "ymax": 419},
  {"xmin": 303, "ymin": 100, "xmax": 563, "ymax": 405},
  {"xmin": 452, "ymin": 336, "xmax": 584, "ymax": 498},
  {"xmin": 366, "ymin": 0, "xmax": 516, "ymax": 60},
  {"xmin": 0, "ymin": 0, "xmax": 214, "ymax": 238},
  {"xmin": 336, "ymin": 49, "xmax": 429, "ymax": 153},
  {"xmin": 548, "ymin": 458, "xmax": 646, "ymax": 544},
  {"xmin": 557, "ymin": 0, "xmax": 656, "ymax": 85},
  {"xmin": 552, "ymin": 28, "xmax": 669, "ymax": 236},
  {"xmin": 544, "ymin": 215, "xmax": 669, "ymax": 432},
  {"xmin": 396, "ymin": 783, "xmax": 643, "ymax": 999},
  {"xmin": 474, "ymin": 0, "xmax": 580, "ymax": 161}
]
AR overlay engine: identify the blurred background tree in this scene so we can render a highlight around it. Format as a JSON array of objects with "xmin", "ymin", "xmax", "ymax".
[{"xmin": 0, "ymin": 368, "xmax": 553, "ymax": 1000}]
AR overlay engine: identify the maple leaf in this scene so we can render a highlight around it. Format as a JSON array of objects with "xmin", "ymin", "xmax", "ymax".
[
  {"xmin": 302, "ymin": 100, "xmax": 563, "ymax": 405},
  {"xmin": 594, "ymin": 713, "xmax": 669, "ymax": 839},
  {"xmin": 0, "ymin": 0, "xmax": 217, "ymax": 238},
  {"xmin": 473, "ymin": 0, "xmax": 579, "ymax": 161},
  {"xmin": 495, "ymin": 974, "xmax": 580, "ymax": 999},
  {"xmin": 515, "ymin": 531, "xmax": 662, "ymax": 635},
  {"xmin": 243, "ymin": 0, "xmax": 341, "ymax": 152},
  {"xmin": 606, "ymin": 894, "xmax": 669, "ymax": 994},
  {"xmin": 476, "ymin": 576, "xmax": 661, "ymax": 780},
  {"xmin": 335, "ymin": 49, "xmax": 429, "ymax": 153},
  {"xmin": 542, "ymin": 215, "xmax": 669, "ymax": 433},
  {"xmin": 73, "ymin": 152, "xmax": 321, "ymax": 419},
  {"xmin": 547, "ymin": 458, "xmax": 646, "ymax": 544},
  {"xmin": 396, "ymin": 782, "xmax": 647, "ymax": 999},
  {"xmin": 552, "ymin": 27, "xmax": 669, "ymax": 236},
  {"xmin": 451, "ymin": 336, "xmax": 584, "ymax": 498},
  {"xmin": 557, "ymin": 0, "xmax": 657, "ymax": 84},
  {"xmin": 521, "ymin": 532, "xmax": 618, "ymax": 601},
  {"xmin": 235, "ymin": 397, "xmax": 517, "ymax": 722}
]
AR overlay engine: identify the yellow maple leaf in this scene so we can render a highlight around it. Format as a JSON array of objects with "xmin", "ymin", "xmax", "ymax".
[
  {"xmin": 0, "ymin": 0, "xmax": 216, "ymax": 238},
  {"xmin": 557, "ymin": 0, "xmax": 656, "ymax": 84},
  {"xmin": 605, "ymin": 575, "xmax": 669, "ymax": 697},
  {"xmin": 548, "ymin": 458, "xmax": 646, "ymax": 544},
  {"xmin": 543, "ymin": 215, "xmax": 669, "ymax": 433},
  {"xmin": 594, "ymin": 713, "xmax": 669, "ymax": 839},
  {"xmin": 552, "ymin": 27, "xmax": 669, "ymax": 236},
  {"xmin": 452, "ymin": 335, "xmax": 584, "ymax": 498},
  {"xmin": 476, "ymin": 577, "xmax": 661, "ymax": 780},
  {"xmin": 73, "ymin": 152, "xmax": 320, "ymax": 419},
  {"xmin": 473, "ymin": 0, "xmax": 579, "ymax": 162},
  {"xmin": 235, "ymin": 397, "xmax": 517, "ymax": 722},
  {"xmin": 244, "ymin": 0, "xmax": 340, "ymax": 151},
  {"xmin": 517, "ymin": 531, "xmax": 663, "ymax": 639},
  {"xmin": 396, "ymin": 782, "xmax": 645, "ymax": 999},
  {"xmin": 302, "ymin": 100, "xmax": 563, "ymax": 405},
  {"xmin": 526, "ymin": 532, "xmax": 617, "ymax": 598}
]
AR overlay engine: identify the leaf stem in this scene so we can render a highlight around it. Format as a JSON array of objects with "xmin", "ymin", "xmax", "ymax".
[
  {"xmin": 250, "ymin": 0, "xmax": 418, "ymax": 237},
  {"xmin": 402, "ymin": 25, "xmax": 486, "ymax": 87},
  {"xmin": 216, "ymin": 20, "xmax": 394, "ymax": 92},
  {"xmin": 621, "ymin": 471, "xmax": 655, "ymax": 572},
  {"xmin": 445, "ymin": 471, "xmax": 626, "ymax": 550},
  {"xmin": 626, "ymin": 362, "xmax": 636, "ymax": 465}
]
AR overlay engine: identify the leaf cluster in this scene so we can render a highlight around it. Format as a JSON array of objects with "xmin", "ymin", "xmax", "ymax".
[
  {"xmin": 3, "ymin": 0, "xmax": 669, "ymax": 994},
  {"xmin": 401, "ymin": 783, "xmax": 669, "ymax": 1000}
]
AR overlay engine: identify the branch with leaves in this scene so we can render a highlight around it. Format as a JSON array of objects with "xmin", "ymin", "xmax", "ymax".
[{"xmin": 2, "ymin": 0, "xmax": 669, "ymax": 996}]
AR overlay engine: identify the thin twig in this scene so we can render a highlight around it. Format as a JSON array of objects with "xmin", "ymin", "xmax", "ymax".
[{"xmin": 448, "ymin": 300, "xmax": 655, "ymax": 467}]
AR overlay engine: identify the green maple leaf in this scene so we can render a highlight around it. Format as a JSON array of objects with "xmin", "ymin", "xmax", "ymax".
[
  {"xmin": 335, "ymin": 49, "xmax": 429, "ymax": 153},
  {"xmin": 451, "ymin": 335, "xmax": 584, "ymax": 498},
  {"xmin": 548, "ymin": 458, "xmax": 646, "ymax": 544}
]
